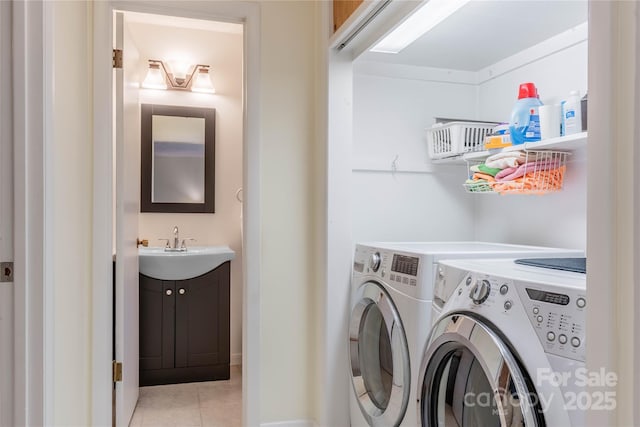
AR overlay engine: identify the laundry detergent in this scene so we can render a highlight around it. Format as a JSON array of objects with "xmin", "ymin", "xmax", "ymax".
[{"xmin": 509, "ymin": 82, "xmax": 543, "ymax": 145}]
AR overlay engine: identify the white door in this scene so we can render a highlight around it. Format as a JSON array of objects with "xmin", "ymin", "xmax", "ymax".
[
  {"xmin": 114, "ymin": 11, "xmax": 141, "ymax": 427},
  {"xmin": 0, "ymin": 2, "xmax": 14, "ymax": 425}
]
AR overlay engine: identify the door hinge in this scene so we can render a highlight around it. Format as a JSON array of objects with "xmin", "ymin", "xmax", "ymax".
[
  {"xmin": 113, "ymin": 361, "xmax": 123, "ymax": 382},
  {"xmin": 0, "ymin": 262, "xmax": 13, "ymax": 282},
  {"xmin": 112, "ymin": 49, "xmax": 123, "ymax": 69}
]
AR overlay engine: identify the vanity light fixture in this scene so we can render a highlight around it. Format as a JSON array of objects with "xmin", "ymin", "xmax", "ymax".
[
  {"xmin": 190, "ymin": 67, "xmax": 216, "ymax": 94},
  {"xmin": 141, "ymin": 62, "xmax": 167, "ymax": 90},
  {"xmin": 142, "ymin": 60, "xmax": 216, "ymax": 94},
  {"xmin": 370, "ymin": 0, "xmax": 471, "ymax": 54}
]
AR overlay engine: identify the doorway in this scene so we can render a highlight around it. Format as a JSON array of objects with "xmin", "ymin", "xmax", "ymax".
[
  {"xmin": 92, "ymin": 2, "xmax": 261, "ymax": 426},
  {"xmin": 117, "ymin": 10, "xmax": 245, "ymax": 426}
]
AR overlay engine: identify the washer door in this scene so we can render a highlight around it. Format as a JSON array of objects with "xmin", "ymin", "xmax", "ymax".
[
  {"xmin": 349, "ymin": 281, "xmax": 410, "ymax": 427},
  {"xmin": 418, "ymin": 313, "xmax": 544, "ymax": 427}
]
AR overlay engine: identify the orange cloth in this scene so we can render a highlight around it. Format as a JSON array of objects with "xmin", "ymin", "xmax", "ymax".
[
  {"xmin": 472, "ymin": 172, "xmax": 495, "ymax": 182},
  {"xmin": 492, "ymin": 166, "xmax": 566, "ymax": 195}
]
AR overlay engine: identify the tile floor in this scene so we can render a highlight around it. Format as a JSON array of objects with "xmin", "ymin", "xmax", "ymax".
[{"xmin": 129, "ymin": 366, "xmax": 242, "ymax": 427}]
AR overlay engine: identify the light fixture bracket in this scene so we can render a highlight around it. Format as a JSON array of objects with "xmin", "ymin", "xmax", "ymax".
[{"xmin": 146, "ymin": 60, "xmax": 212, "ymax": 92}]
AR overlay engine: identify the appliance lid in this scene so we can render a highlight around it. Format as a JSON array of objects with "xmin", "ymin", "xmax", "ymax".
[{"xmin": 358, "ymin": 241, "xmax": 582, "ymax": 255}]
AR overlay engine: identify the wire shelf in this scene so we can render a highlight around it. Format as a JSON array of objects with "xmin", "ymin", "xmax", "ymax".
[{"xmin": 463, "ymin": 150, "xmax": 569, "ymax": 195}]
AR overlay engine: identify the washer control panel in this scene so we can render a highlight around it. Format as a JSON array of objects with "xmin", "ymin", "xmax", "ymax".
[
  {"xmin": 449, "ymin": 273, "xmax": 512, "ymax": 312},
  {"xmin": 447, "ymin": 271, "xmax": 586, "ymax": 363},
  {"xmin": 518, "ymin": 285, "xmax": 586, "ymax": 362}
]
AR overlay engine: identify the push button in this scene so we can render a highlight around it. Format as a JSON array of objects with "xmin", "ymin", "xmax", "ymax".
[
  {"xmin": 533, "ymin": 307, "xmax": 540, "ymax": 315},
  {"xmin": 559, "ymin": 334, "xmax": 568, "ymax": 345},
  {"xmin": 547, "ymin": 332, "xmax": 556, "ymax": 342},
  {"xmin": 571, "ymin": 337, "xmax": 581, "ymax": 347},
  {"xmin": 576, "ymin": 298, "xmax": 586, "ymax": 308}
]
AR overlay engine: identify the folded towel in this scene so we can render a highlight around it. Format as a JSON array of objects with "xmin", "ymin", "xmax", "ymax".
[
  {"xmin": 472, "ymin": 172, "xmax": 496, "ymax": 182},
  {"xmin": 485, "ymin": 151, "xmax": 530, "ymax": 169},
  {"xmin": 470, "ymin": 164, "xmax": 502, "ymax": 177},
  {"xmin": 465, "ymin": 178, "xmax": 494, "ymax": 192},
  {"xmin": 495, "ymin": 160, "xmax": 560, "ymax": 182}
]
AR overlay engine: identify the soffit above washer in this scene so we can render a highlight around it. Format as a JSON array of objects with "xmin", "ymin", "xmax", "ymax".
[{"xmin": 358, "ymin": 1, "xmax": 587, "ymax": 71}]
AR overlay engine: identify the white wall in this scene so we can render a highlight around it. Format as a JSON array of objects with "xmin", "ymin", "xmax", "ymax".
[
  {"xmin": 474, "ymin": 41, "xmax": 588, "ymax": 250},
  {"xmin": 50, "ymin": 1, "xmax": 93, "ymax": 424},
  {"xmin": 351, "ymin": 170, "xmax": 475, "ymax": 242},
  {"xmin": 477, "ymin": 41, "xmax": 588, "ymax": 121},
  {"xmin": 259, "ymin": 1, "xmax": 318, "ymax": 423},
  {"xmin": 351, "ymin": 68, "xmax": 478, "ymax": 242},
  {"xmin": 352, "ymin": 68, "xmax": 479, "ymax": 171},
  {"xmin": 130, "ymin": 21, "xmax": 245, "ymax": 365}
]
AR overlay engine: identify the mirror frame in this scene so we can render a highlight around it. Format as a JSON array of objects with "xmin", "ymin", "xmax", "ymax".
[{"xmin": 140, "ymin": 104, "xmax": 216, "ymax": 213}]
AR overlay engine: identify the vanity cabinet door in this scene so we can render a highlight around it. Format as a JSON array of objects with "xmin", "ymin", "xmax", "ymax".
[
  {"xmin": 175, "ymin": 262, "xmax": 230, "ymax": 371},
  {"xmin": 139, "ymin": 276, "xmax": 175, "ymax": 371},
  {"xmin": 139, "ymin": 261, "xmax": 230, "ymax": 385}
]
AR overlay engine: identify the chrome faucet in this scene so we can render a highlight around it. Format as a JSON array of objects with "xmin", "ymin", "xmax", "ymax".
[
  {"xmin": 159, "ymin": 226, "xmax": 193, "ymax": 252},
  {"xmin": 173, "ymin": 226, "xmax": 179, "ymax": 250}
]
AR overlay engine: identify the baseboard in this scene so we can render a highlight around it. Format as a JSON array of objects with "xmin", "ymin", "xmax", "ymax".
[
  {"xmin": 230, "ymin": 352, "xmax": 242, "ymax": 366},
  {"xmin": 261, "ymin": 420, "xmax": 316, "ymax": 427}
]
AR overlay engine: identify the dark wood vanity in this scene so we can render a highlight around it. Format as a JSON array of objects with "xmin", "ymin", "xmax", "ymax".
[{"xmin": 139, "ymin": 262, "xmax": 230, "ymax": 386}]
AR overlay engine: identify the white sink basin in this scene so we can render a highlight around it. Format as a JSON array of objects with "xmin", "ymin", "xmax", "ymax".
[{"xmin": 139, "ymin": 246, "xmax": 235, "ymax": 280}]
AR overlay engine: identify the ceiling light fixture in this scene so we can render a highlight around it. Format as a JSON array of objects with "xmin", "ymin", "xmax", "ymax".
[
  {"xmin": 141, "ymin": 60, "xmax": 216, "ymax": 94},
  {"xmin": 370, "ymin": 0, "xmax": 471, "ymax": 54}
]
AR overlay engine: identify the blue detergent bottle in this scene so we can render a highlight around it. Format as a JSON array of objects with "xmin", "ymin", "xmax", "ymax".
[{"xmin": 509, "ymin": 82, "xmax": 543, "ymax": 145}]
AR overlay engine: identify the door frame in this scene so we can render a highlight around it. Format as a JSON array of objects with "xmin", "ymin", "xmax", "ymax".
[
  {"xmin": 0, "ymin": 1, "xmax": 14, "ymax": 425},
  {"xmin": 12, "ymin": 0, "xmax": 52, "ymax": 424},
  {"xmin": 92, "ymin": 2, "xmax": 261, "ymax": 426}
]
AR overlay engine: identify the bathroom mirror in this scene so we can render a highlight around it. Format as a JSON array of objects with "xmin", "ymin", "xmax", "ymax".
[{"xmin": 141, "ymin": 104, "xmax": 215, "ymax": 213}]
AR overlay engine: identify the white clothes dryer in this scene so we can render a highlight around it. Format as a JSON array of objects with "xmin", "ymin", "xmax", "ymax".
[
  {"xmin": 349, "ymin": 242, "xmax": 583, "ymax": 427},
  {"xmin": 418, "ymin": 258, "xmax": 587, "ymax": 427}
]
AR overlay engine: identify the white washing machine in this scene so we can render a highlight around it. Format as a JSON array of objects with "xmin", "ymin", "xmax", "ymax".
[
  {"xmin": 418, "ymin": 258, "xmax": 587, "ymax": 427},
  {"xmin": 348, "ymin": 242, "xmax": 584, "ymax": 427}
]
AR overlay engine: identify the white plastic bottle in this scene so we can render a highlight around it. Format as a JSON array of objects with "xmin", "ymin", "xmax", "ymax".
[{"xmin": 561, "ymin": 90, "xmax": 582, "ymax": 136}]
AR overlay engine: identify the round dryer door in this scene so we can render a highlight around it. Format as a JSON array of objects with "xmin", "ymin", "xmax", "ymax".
[
  {"xmin": 417, "ymin": 313, "xmax": 544, "ymax": 427},
  {"xmin": 349, "ymin": 281, "xmax": 410, "ymax": 427}
]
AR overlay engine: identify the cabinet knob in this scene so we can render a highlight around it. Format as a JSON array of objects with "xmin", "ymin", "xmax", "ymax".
[
  {"xmin": 165, "ymin": 289, "xmax": 173, "ymax": 296},
  {"xmin": 178, "ymin": 288, "xmax": 186, "ymax": 295}
]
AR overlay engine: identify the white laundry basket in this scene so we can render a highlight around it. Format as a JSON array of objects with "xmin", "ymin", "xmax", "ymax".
[{"xmin": 427, "ymin": 121, "xmax": 497, "ymax": 159}]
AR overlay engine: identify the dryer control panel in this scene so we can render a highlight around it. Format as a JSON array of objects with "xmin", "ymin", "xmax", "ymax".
[{"xmin": 353, "ymin": 244, "xmax": 433, "ymax": 300}]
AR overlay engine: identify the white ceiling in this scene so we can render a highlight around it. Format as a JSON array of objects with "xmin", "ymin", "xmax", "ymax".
[{"xmin": 358, "ymin": 0, "xmax": 588, "ymax": 71}]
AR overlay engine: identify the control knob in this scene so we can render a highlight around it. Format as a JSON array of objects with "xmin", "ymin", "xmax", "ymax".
[
  {"xmin": 469, "ymin": 279, "xmax": 491, "ymax": 305},
  {"xmin": 369, "ymin": 252, "xmax": 381, "ymax": 272}
]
